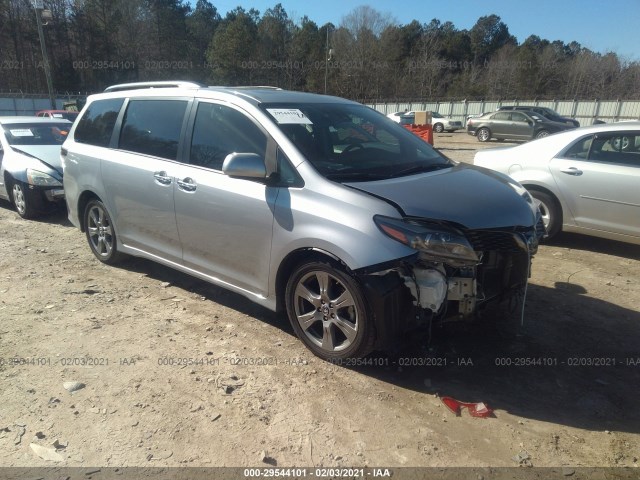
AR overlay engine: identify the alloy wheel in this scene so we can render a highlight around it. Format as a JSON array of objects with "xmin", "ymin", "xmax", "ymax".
[
  {"xmin": 87, "ymin": 204, "xmax": 115, "ymax": 258},
  {"xmin": 12, "ymin": 184, "xmax": 26, "ymax": 216},
  {"xmin": 292, "ymin": 270, "xmax": 359, "ymax": 353}
]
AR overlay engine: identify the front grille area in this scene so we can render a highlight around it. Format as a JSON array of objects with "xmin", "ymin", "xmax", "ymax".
[{"xmin": 465, "ymin": 230, "xmax": 523, "ymax": 253}]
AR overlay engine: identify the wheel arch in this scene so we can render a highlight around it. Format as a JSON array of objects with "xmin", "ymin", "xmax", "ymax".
[
  {"xmin": 274, "ymin": 248, "xmax": 346, "ymax": 313},
  {"xmin": 4, "ymin": 169, "xmax": 28, "ymax": 187},
  {"xmin": 521, "ymin": 184, "xmax": 564, "ymax": 226},
  {"xmin": 77, "ymin": 190, "xmax": 102, "ymax": 232}
]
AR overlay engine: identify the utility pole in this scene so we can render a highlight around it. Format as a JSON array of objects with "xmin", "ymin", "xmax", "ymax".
[
  {"xmin": 324, "ymin": 26, "xmax": 333, "ymax": 95},
  {"xmin": 32, "ymin": 0, "xmax": 56, "ymax": 109}
]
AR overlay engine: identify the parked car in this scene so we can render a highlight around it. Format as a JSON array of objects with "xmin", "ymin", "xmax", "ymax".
[
  {"xmin": 430, "ymin": 112, "xmax": 463, "ymax": 133},
  {"xmin": 387, "ymin": 111, "xmax": 463, "ymax": 132},
  {"xmin": 474, "ymin": 122, "xmax": 640, "ymax": 244},
  {"xmin": 386, "ymin": 110, "xmax": 415, "ymax": 125},
  {"xmin": 467, "ymin": 110, "xmax": 576, "ymax": 142},
  {"xmin": 497, "ymin": 106, "xmax": 579, "ymax": 127},
  {"xmin": 63, "ymin": 81, "xmax": 544, "ymax": 360},
  {"xmin": 0, "ymin": 117, "xmax": 70, "ymax": 218},
  {"xmin": 36, "ymin": 110, "xmax": 80, "ymax": 122}
]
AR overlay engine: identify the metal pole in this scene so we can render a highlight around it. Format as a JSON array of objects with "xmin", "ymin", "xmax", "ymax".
[
  {"xmin": 324, "ymin": 27, "xmax": 329, "ymax": 94},
  {"xmin": 33, "ymin": 2, "xmax": 56, "ymax": 109}
]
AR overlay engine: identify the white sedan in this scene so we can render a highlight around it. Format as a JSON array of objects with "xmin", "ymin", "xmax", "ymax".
[
  {"xmin": 386, "ymin": 111, "xmax": 415, "ymax": 124},
  {"xmin": 474, "ymin": 121, "xmax": 640, "ymax": 245},
  {"xmin": 386, "ymin": 111, "xmax": 463, "ymax": 132}
]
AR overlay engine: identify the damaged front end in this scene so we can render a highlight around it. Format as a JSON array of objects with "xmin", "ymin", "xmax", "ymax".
[{"xmin": 358, "ymin": 215, "xmax": 544, "ymax": 348}]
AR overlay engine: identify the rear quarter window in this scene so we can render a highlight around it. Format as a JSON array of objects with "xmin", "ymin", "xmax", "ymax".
[{"xmin": 74, "ymin": 98, "xmax": 124, "ymax": 147}]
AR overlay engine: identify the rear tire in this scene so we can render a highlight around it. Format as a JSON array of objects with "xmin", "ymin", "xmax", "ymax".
[
  {"xmin": 535, "ymin": 129, "xmax": 549, "ymax": 139},
  {"xmin": 477, "ymin": 127, "xmax": 491, "ymax": 142},
  {"xmin": 530, "ymin": 190, "xmax": 561, "ymax": 238},
  {"xmin": 84, "ymin": 199, "xmax": 125, "ymax": 264},
  {"xmin": 285, "ymin": 260, "xmax": 375, "ymax": 361}
]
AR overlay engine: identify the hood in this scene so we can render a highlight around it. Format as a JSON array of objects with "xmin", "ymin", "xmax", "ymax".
[
  {"xmin": 11, "ymin": 145, "xmax": 63, "ymax": 174},
  {"xmin": 346, "ymin": 163, "xmax": 536, "ymax": 230}
]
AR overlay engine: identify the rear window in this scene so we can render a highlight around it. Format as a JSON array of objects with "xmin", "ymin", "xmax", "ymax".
[{"xmin": 74, "ymin": 98, "xmax": 124, "ymax": 147}]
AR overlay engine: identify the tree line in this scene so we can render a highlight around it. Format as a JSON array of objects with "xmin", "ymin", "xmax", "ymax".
[{"xmin": 1, "ymin": 0, "xmax": 639, "ymax": 101}]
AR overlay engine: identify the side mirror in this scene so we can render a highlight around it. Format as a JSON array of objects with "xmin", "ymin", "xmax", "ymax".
[{"xmin": 222, "ymin": 153, "xmax": 267, "ymax": 179}]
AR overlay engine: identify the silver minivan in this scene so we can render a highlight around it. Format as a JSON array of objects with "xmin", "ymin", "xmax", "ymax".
[{"xmin": 63, "ymin": 81, "xmax": 544, "ymax": 360}]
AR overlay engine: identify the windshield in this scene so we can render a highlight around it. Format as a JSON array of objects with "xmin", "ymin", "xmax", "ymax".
[
  {"xmin": 541, "ymin": 108, "xmax": 561, "ymax": 117},
  {"xmin": 431, "ymin": 112, "xmax": 444, "ymax": 118},
  {"xmin": 2, "ymin": 123, "xmax": 70, "ymax": 146},
  {"xmin": 262, "ymin": 103, "xmax": 450, "ymax": 182}
]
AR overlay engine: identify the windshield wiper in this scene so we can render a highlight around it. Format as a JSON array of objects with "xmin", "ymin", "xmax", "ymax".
[
  {"xmin": 324, "ymin": 171, "xmax": 388, "ymax": 181},
  {"xmin": 389, "ymin": 163, "xmax": 451, "ymax": 178}
]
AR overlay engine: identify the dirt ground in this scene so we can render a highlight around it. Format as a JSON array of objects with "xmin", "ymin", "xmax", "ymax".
[{"xmin": 1, "ymin": 132, "xmax": 639, "ymax": 472}]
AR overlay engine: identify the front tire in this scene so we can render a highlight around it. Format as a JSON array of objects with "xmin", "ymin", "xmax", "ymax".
[
  {"xmin": 10, "ymin": 180, "xmax": 39, "ymax": 219},
  {"xmin": 433, "ymin": 123, "xmax": 444, "ymax": 133},
  {"xmin": 530, "ymin": 190, "xmax": 562, "ymax": 238},
  {"xmin": 477, "ymin": 127, "xmax": 491, "ymax": 142},
  {"xmin": 84, "ymin": 199, "xmax": 124, "ymax": 264},
  {"xmin": 285, "ymin": 261, "xmax": 375, "ymax": 361}
]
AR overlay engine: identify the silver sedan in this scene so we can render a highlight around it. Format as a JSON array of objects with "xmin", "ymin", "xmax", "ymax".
[
  {"xmin": 474, "ymin": 122, "xmax": 640, "ymax": 245},
  {"xmin": 0, "ymin": 117, "xmax": 70, "ymax": 218}
]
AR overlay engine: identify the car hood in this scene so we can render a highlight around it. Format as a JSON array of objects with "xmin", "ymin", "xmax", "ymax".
[
  {"xmin": 345, "ymin": 163, "xmax": 536, "ymax": 229},
  {"xmin": 10, "ymin": 145, "xmax": 63, "ymax": 174}
]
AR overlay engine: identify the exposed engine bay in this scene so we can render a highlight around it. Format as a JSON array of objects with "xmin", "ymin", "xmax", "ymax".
[{"xmin": 360, "ymin": 219, "xmax": 543, "ymax": 341}]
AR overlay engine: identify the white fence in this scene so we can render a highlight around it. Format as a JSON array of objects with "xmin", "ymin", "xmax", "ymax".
[
  {"xmin": 367, "ymin": 99, "xmax": 640, "ymax": 125},
  {"xmin": 0, "ymin": 95, "xmax": 84, "ymax": 116},
  {"xmin": 3, "ymin": 95, "xmax": 640, "ymax": 125}
]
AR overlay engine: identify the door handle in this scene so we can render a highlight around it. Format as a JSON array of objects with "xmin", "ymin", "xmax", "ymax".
[
  {"xmin": 177, "ymin": 177, "xmax": 197, "ymax": 192},
  {"xmin": 560, "ymin": 167, "xmax": 583, "ymax": 176},
  {"xmin": 153, "ymin": 171, "xmax": 173, "ymax": 185}
]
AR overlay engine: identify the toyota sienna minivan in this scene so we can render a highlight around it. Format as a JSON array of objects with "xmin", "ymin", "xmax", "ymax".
[{"xmin": 62, "ymin": 81, "xmax": 544, "ymax": 360}]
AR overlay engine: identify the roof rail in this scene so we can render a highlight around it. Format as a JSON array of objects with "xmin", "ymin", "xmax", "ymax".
[
  {"xmin": 104, "ymin": 81, "xmax": 205, "ymax": 93},
  {"xmin": 230, "ymin": 86, "xmax": 282, "ymax": 90}
]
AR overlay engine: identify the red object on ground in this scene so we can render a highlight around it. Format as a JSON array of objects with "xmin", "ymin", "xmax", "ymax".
[
  {"xmin": 441, "ymin": 396, "xmax": 494, "ymax": 418},
  {"xmin": 402, "ymin": 123, "xmax": 434, "ymax": 145}
]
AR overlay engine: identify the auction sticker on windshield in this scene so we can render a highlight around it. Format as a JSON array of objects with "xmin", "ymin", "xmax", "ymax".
[
  {"xmin": 9, "ymin": 129, "xmax": 34, "ymax": 137},
  {"xmin": 267, "ymin": 108, "xmax": 313, "ymax": 125}
]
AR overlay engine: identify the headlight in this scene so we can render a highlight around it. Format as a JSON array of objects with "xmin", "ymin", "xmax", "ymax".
[
  {"xmin": 26, "ymin": 168, "xmax": 62, "ymax": 187},
  {"xmin": 374, "ymin": 216, "xmax": 478, "ymax": 265}
]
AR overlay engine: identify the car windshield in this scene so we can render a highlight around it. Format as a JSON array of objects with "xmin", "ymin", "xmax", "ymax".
[
  {"xmin": 431, "ymin": 112, "xmax": 444, "ymax": 118},
  {"xmin": 541, "ymin": 108, "xmax": 560, "ymax": 117},
  {"xmin": 2, "ymin": 122, "xmax": 70, "ymax": 146},
  {"xmin": 262, "ymin": 103, "xmax": 450, "ymax": 182}
]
